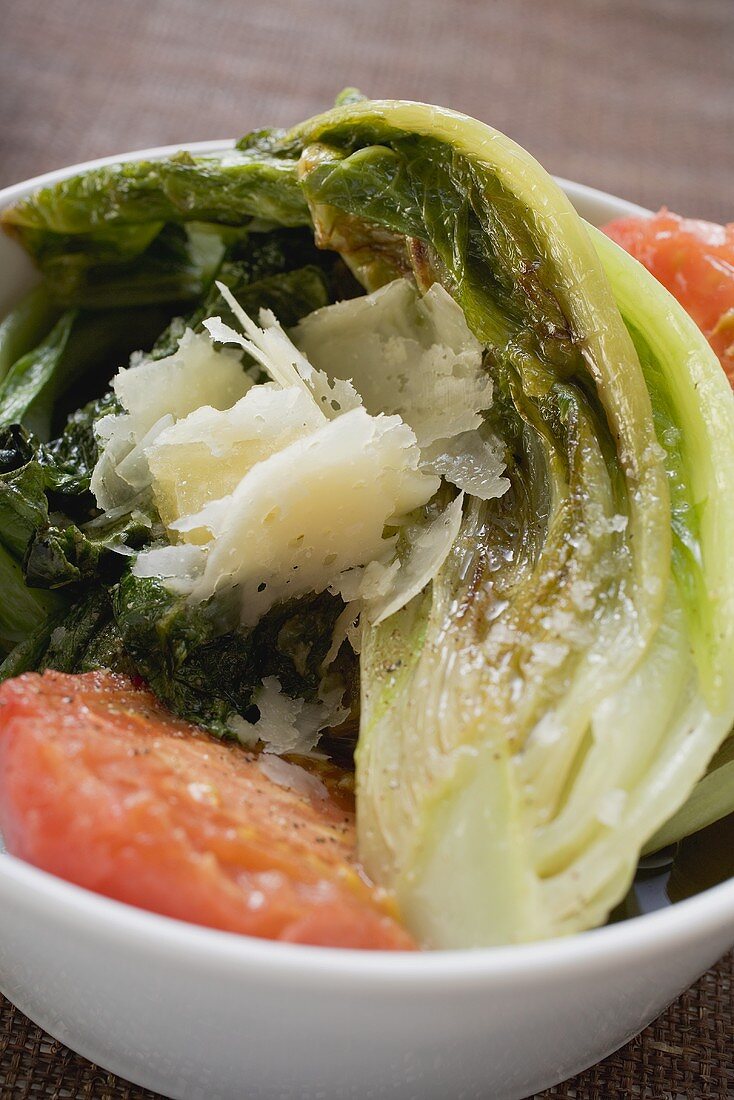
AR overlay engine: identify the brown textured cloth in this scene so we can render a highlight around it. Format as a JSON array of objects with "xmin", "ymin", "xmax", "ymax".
[
  {"xmin": 1, "ymin": 0, "xmax": 733, "ymax": 220},
  {"xmin": 0, "ymin": 0, "xmax": 733, "ymax": 1096}
]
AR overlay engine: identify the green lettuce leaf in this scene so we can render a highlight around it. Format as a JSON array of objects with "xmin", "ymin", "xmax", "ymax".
[
  {"xmin": 1, "ymin": 138, "xmax": 309, "ymax": 240},
  {"xmin": 0, "ymin": 541, "xmax": 66, "ymax": 651},
  {"xmin": 0, "ymin": 305, "xmax": 179, "ymax": 441},
  {"xmin": 0, "ymin": 423, "xmax": 157, "ymax": 591},
  {"xmin": 649, "ymin": 736, "xmax": 734, "ymax": 852},
  {"xmin": 151, "ymin": 226, "xmax": 350, "ymax": 359},
  {"xmin": 113, "ymin": 572, "xmax": 344, "ymax": 738},
  {"xmin": 288, "ymin": 100, "xmax": 734, "ymax": 946},
  {"xmin": 41, "ymin": 392, "xmax": 120, "ymax": 498},
  {"xmin": 0, "ymin": 286, "xmax": 61, "ymax": 382},
  {"xmin": 34, "ymin": 222, "xmax": 228, "ymax": 309},
  {"xmin": 0, "ymin": 311, "xmax": 77, "ymax": 435},
  {"xmin": 0, "ymin": 425, "xmax": 51, "ymax": 558},
  {"xmin": 0, "ymin": 586, "xmax": 131, "ymax": 680}
]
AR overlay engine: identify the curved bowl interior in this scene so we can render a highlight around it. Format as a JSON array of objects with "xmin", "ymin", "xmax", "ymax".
[{"xmin": 0, "ymin": 144, "xmax": 731, "ymax": 1100}]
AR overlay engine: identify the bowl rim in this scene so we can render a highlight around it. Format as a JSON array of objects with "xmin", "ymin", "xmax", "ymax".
[{"xmin": 0, "ymin": 143, "xmax": 731, "ymax": 983}]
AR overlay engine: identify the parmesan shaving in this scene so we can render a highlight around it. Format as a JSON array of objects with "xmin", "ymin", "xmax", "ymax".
[
  {"xmin": 114, "ymin": 329, "xmax": 251, "ymax": 436},
  {"xmin": 293, "ymin": 278, "xmax": 492, "ymax": 448},
  {"xmin": 170, "ymin": 406, "xmax": 438, "ymax": 625},
  {"xmin": 131, "ymin": 543, "xmax": 205, "ymax": 593},
  {"xmin": 94, "ymin": 279, "xmax": 500, "ymax": 650},
  {"xmin": 115, "ymin": 414, "xmax": 174, "ymax": 493},
  {"xmin": 146, "ymin": 386, "xmax": 324, "ymax": 529},
  {"xmin": 92, "ymin": 329, "xmax": 252, "ymax": 514},
  {"xmin": 205, "ymin": 282, "xmax": 361, "ymax": 418},
  {"xmin": 322, "ymin": 604, "xmax": 363, "ymax": 667},
  {"xmin": 422, "ymin": 431, "xmax": 509, "ymax": 500},
  {"xmin": 257, "ymin": 754, "xmax": 329, "ymax": 801},
  {"xmin": 331, "ymin": 557, "xmax": 401, "ymax": 604},
  {"xmin": 229, "ymin": 676, "xmax": 340, "ymax": 756},
  {"xmin": 90, "ymin": 414, "xmax": 137, "ymax": 511}
]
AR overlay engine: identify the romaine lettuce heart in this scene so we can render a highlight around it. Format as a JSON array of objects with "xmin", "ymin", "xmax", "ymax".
[{"xmin": 286, "ymin": 99, "xmax": 734, "ymax": 946}]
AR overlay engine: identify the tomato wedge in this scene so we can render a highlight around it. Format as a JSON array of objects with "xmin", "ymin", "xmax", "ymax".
[
  {"xmin": 603, "ymin": 208, "xmax": 734, "ymax": 384},
  {"xmin": 0, "ymin": 670, "xmax": 414, "ymax": 949}
]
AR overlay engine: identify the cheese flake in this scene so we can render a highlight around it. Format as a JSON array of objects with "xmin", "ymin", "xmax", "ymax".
[
  {"xmin": 168, "ymin": 406, "xmax": 438, "ymax": 625},
  {"xmin": 293, "ymin": 278, "xmax": 492, "ymax": 448}
]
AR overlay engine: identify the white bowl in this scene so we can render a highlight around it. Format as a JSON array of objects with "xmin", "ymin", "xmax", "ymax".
[{"xmin": 0, "ymin": 145, "xmax": 732, "ymax": 1100}]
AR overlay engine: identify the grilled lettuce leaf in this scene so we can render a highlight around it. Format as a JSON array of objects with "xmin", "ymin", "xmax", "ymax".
[
  {"xmin": 113, "ymin": 572, "xmax": 344, "ymax": 738},
  {"xmin": 0, "ymin": 286, "xmax": 61, "ymax": 382},
  {"xmin": 287, "ymin": 100, "xmax": 734, "ymax": 947},
  {"xmin": 1, "ymin": 139, "xmax": 309, "ymax": 240}
]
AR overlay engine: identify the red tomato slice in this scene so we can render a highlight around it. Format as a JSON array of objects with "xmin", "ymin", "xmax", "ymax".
[
  {"xmin": 0, "ymin": 670, "xmax": 414, "ymax": 950},
  {"xmin": 603, "ymin": 208, "xmax": 734, "ymax": 384}
]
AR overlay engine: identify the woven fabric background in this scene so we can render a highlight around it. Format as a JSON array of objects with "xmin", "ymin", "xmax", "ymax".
[{"xmin": 0, "ymin": 0, "xmax": 732, "ymax": 1096}]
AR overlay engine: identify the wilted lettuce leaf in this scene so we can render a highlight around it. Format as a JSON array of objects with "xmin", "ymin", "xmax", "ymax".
[
  {"xmin": 284, "ymin": 99, "xmax": 734, "ymax": 948},
  {"xmin": 0, "ymin": 542, "xmax": 66, "ymax": 652},
  {"xmin": 113, "ymin": 571, "xmax": 345, "ymax": 738},
  {"xmin": 0, "ymin": 286, "xmax": 61, "ymax": 383},
  {"xmin": 0, "ymin": 605, "xmax": 65, "ymax": 677},
  {"xmin": 0, "ymin": 423, "xmax": 157, "ymax": 592},
  {"xmin": 1, "ymin": 139, "xmax": 309, "ymax": 240},
  {"xmin": 156, "ymin": 265, "xmax": 330, "ymax": 361},
  {"xmin": 41, "ymin": 392, "xmax": 120, "ymax": 499},
  {"xmin": 32, "ymin": 223, "xmax": 228, "ymax": 310},
  {"xmin": 0, "ymin": 586, "xmax": 131, "ymax": 680},
  {"xmin": 36, "ymin": 586, "xmax": 131, "ymax": 673},
  {"xmin": 25, "ymin": 507, "xmax": 156, "ymax": 590},
  {"xmin": 647, "ymin": 734, "xmax": 734, "ymax": 851},
  {"xmin": 151, "ymin": 226, "xmax": 346, "ymax": 359},
  {"xmin": 0, "ymin": 425, "xmax": 51, "ymax": 558},
  {"xmin": 0, "ymin": 311, "xmax": 77, "ymax": 436},
  {"xmin": 0, "ymin": 305, "xmax": 180, "ymax": 441}
]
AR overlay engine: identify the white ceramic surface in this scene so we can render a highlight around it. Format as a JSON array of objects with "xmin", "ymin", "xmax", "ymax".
[{"xmin": 0, "ymin": 145, "xmax": 731, "ymax": 1100}]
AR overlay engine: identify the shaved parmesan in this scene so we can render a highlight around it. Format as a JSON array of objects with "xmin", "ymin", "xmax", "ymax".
[
  {"xmin": 113, "ymin": 329, "xmax": 251, "ymax": 436},
  {"xmin": 322, "ymin": 604, "xmax": 364, "ymax": 667},
  {"xmin": 204, "ymin": 283, "xmax": 361, "ymax": 418},
  {"xmin": 257, "ymin": 755, "xmax": 329, "ymax": 801},
  {"xmin": 115, "ymin": 415, "xmax": 174, "ymax": 493},
  {"xmin": 368, "ymin": 493, "xmax": 465, "ymax": 624},
  {"xmin": 229, "ymin": 676, "xmax": 339, "ymax": 756},
  {"xmin": 90, "ymin": 414, "xmax": 138, "ymax": 511},
  {"xmin": 146, "ymin": 386, "xmax": 324, "ymax": 529},
  {"xmin": 92, "ymin": 329, "xmax": 252, "ymax": 514},
  {"xmin": 131, "ymin": 542, "xmax": 206, "ymax": 595},
  {"xmin": 293, "ymin": 278, "xmax": 491, "ymax": 448},
  {"xmin": 96, "ymin": 280, "xmax": 500, "ymax": 660},
  {"xmin": 167, "ymin": 406, "xmax": 438, "ymax": 625},
  {"xmin": 330, "ymin": 557, "xmax": 401, "ymax": 604},
  {"xmin": 422, "ymin": 431, "xmax": 509, "ymax": 500}
]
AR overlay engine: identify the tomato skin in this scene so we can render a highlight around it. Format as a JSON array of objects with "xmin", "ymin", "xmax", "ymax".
[
  {"xmin": 0, "ymin": 670, "xmax": 414, "ymax": 950},
  {"xmin": 603, "ymin": 209, "xmax": 734, "ymax": 383}
]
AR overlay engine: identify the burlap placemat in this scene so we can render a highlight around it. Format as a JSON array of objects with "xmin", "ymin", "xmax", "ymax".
[{"xmin": 1, "ymin": 950, "xmax": 731, "ymax": 1099}]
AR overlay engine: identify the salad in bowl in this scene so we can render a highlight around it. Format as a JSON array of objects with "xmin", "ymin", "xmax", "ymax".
[{"xmin": 0, "ymin": 90, "xmax": 732, "ymax": 968}]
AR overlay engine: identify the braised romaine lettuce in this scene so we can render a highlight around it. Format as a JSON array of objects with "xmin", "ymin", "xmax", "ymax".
[
  {"xmin": 591, "ymin": 225, "xmax": 734, "ymax": 852},
  {"xmin": 286, "ymin": 100, "xmax": 734, "ymax": 946},
  {"xmin": 1, "ymin": 137, "xmax": 309, "ymax": 241}
]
